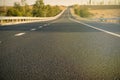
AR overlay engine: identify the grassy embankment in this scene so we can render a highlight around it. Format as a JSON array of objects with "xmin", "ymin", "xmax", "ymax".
[{"xmin": 73, "ymin": 5, "xmax": 120, "ymax": 18}]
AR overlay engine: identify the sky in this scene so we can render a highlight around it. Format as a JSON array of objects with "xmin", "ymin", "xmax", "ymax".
[{"xmin": 0, "ymin": 0, "xmax": 119, "ymax": 6}]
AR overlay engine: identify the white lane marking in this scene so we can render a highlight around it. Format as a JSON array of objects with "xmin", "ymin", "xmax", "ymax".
[
  {"xmin": 39, "ymin": 26, "xmax": 43, "ymax": 28},
  {"xmin": 14, "ymin": 32, "xmax": 25, "ymax": 37},
  {"xmin": 30, "ymin": 28, "xmax": 36, "ymax": 31},
  {"xmin": 69, "ymin": 18, "xmax": 120, "ymax": 38}
]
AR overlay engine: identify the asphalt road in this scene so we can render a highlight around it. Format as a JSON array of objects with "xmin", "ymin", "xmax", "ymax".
[{"xmin": 0, "ymin": 9, "xmax": 120, "ymax": 80}]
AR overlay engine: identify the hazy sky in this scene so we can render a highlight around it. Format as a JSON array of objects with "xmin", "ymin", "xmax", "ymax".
[{"xmin": 0, "ymin": 0, "xmax": 119, "ymax": 6}]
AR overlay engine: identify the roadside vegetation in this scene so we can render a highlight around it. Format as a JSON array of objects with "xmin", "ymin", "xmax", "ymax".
[
  {"xmin": 73, "ymin": 5, "xmax": 120, "ymax": 18},
  {"xmin": 73, "ymin": 5, "xmax": 92, "ymax": 18},
  {"xmin": 1, "ymin": 0, "xmax": 62, "ymax": 17},
  {"xmin": 32, "ymin": 0, "xmax": 62, "ymax": 17},
  {"xmin": 6, "ymin": 3, "xmax": 32, "ymax": 16}
]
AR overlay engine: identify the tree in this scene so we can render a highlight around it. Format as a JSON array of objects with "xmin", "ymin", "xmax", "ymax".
[
  {"xmin": 32, "ymin": 0, "xmax": 45, "ymax": 17},
  {"xmin": 6, "ymin": 2, "xmax": 23, "ymax": 16},
  {"xmin": 6, "ymin": 8, "xmax": 14, "ymax": 16},
  {"xmin": 6, "ymin": 0, "xmax": 62, "ymax": 17},
  {"xmin": 45, "ymin": 5, "xmax": 52, "ymax": 17},
  {"xmin": 6, "ymin": 7, "xmax": 22, "ymax": 16},
  {"xmin": 32, "ymin": 0, "xmax": 61, "ymax": 17},
  {"xmin": 14, "ymin": 2, "xmax": 22, "ymax": 11},
  {"xmin": 24, "ymin": 4, "xmax": 32, "ymax": 16},
  {"xmin": 6, "ymin": 1, "xmax": 32, "ymax": 16},
  {"xmin": 21, "ymin": 0, "xmax": 26, "ymax": 16}
]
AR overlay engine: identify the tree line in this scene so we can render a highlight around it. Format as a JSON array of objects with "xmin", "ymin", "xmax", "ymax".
[{"xmin": 6, "ymin": 0, "xmax": 62, "ymax": 17}]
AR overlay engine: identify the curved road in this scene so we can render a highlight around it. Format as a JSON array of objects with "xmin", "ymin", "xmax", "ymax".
[{"xmin": 0, "ymin": 8, "xmax": 120, "ymax": 80}]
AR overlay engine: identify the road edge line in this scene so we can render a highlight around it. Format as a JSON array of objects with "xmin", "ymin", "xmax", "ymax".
[{"xmin": 69, "ymin": 18, "xmax": 120, "ymax": 38}]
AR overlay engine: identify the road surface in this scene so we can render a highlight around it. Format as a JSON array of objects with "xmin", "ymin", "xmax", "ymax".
[{"xmin": 0, "ymin": 9, "xmax": 120, "ymax": 80}]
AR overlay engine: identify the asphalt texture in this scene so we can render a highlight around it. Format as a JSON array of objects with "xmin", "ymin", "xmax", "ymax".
[{"xmin": 0, "ymin": 9, "xmax": 120, "ymax": 80}]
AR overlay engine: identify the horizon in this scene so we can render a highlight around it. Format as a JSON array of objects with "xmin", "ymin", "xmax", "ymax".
[{"xmin": 0, "ymin": 0, "xmax": 119, "ymax": 6}]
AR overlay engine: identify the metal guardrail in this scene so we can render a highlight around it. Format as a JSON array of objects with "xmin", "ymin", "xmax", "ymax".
[{"xmin": 0, "ymin": 9, "xmax": 66, "ymax": 25}]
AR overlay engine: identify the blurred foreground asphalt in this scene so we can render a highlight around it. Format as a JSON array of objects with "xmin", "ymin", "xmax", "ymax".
[{"xmin": 0, "ymin": 9, "xmax": 120, "ymax": 80}]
